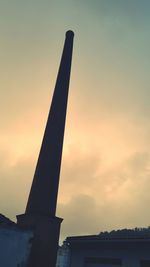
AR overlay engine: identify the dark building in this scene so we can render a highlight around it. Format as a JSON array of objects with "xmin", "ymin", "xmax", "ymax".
[{"xmin": 65, "ymin": 228, "xmax": 150, "ymax": 267}]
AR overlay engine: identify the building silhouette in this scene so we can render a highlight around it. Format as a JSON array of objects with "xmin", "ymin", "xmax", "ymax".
[{"xmin": 58, "ymin": 228, "xmax": 150, "ymax": 267}]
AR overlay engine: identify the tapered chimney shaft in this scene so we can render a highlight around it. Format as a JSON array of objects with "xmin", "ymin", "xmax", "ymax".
[{"xmin": 26, "ymin": 31, "xmax": 74, "ymax": 217}]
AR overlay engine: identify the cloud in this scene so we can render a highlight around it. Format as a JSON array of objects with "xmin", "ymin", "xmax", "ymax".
[
  {"xmin": 57, "ymin": 149, "xmax": 150, "ymax": 241},
  {"xmin": 0, "ymin": 85, "xmax": 150, "ymax": 243},
  {"xmin": 0, "ymin": 152, "xmax": 34, "ymax": 220},
  {"xmin": 1, "ymin": 0, "xmax": 150, "ymax": 245},
  {"xmin": 0, "ymin": 110, "xmax": 150, "ymax": 243}
]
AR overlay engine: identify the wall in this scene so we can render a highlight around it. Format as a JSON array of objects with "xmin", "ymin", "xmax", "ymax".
[
  {"xmin": 69, "ymin": 240, "xmax": 150, "ymax": 267},
  {"xmin": 56, "ymin": 244, "xmax": 70, "ymax": 267},
  {"xmin": 0, "ymin": 227, "xmax": 33, "ymax": 267}
]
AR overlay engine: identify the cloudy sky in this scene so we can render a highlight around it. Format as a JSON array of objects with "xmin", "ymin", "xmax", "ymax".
[{"xmin": 1, "ymin": 0, "xmax": 150, "ymax": 242}]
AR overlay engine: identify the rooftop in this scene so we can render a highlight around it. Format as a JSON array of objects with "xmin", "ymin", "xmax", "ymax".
[{"xmin": 66, "ymin": 227, "xmax": 150, "ymax": 246}]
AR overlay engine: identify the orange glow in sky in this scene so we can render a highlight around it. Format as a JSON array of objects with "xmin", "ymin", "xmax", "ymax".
[{"xmin": 1, "ymin": 0, "xmax": 150, "ymax": 241}]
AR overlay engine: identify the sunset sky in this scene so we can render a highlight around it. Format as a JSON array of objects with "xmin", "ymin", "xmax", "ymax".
[{"xmin": 1, "ymin": 0, "xmax": 150, "ymax": 242}]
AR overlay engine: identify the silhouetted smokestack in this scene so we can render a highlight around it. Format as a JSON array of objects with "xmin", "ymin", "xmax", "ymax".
[
  {"xmin": 26, "ymin": 30, "xmax": 74, "ymax": 217},
  {"xmin": 17, "ymin": 31, "xmax": 74, "ymax": 267}
]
